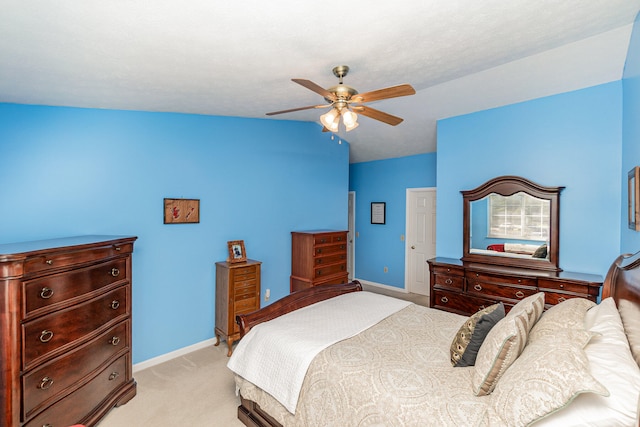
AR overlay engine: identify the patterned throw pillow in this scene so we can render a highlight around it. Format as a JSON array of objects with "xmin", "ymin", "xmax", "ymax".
[
  {"xmin": 484, "ymin": 329, "xmax": 608, "ymax": 425},
  {"xmin": 450, "ymin": 303, "xmax": 505, "ymax": 367},
  {"xmin": 472, "ymin": 312, "xmax": 529, "ymax": 396},
  {"xmin": 506, "ymin": 292, "xmax": 545, "ymax": 332},
  {"xmin": 529, "ymin": 297, "xmax": 595, "ymax": 343}
]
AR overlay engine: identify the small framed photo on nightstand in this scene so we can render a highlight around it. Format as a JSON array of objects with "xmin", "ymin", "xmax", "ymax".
[{"xmin": 227, "ymin": 240, "xmax": 247, "ymax": 263}]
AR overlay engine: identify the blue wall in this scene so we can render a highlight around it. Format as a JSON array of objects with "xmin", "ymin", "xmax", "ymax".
[
  {"xmin": 622, "ymin": 11, "xmax": 640, "ymax": 253},
  {"xmin": 349, "ymin": 153, "xmax": 436, "ymax": 288},
  {"xmin": 437, "ymin": 82, "xmax": 622, "ymax": 277},
  {"xmin": 0, "ymin": 104, "xmax": 349, "ymax": 363}
]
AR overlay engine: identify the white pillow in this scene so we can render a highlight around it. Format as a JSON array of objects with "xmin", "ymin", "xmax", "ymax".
[{"xmin": 534, "ymin": 297, "xmax": 640, "ymax": 426}]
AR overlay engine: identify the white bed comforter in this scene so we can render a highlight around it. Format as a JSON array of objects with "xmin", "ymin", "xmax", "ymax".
[{"xmin": 227, "ymin": 291, "xmax": 411, "ymax": 413}]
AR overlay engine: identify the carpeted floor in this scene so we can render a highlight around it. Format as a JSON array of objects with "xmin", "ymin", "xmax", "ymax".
[{"xmin": 98, "ymin": 286, "xmax": 429, "ymax": 426}]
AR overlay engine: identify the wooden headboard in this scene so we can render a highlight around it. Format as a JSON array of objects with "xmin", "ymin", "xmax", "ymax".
[{"xmin": 603, "ymin": 250, "xmax": 640, "ymax": 367}]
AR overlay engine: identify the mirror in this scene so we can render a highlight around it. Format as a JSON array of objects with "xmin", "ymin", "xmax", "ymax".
[{"xmin": 462, "ymin": 176, "xmax": 564, "ymax": 272}]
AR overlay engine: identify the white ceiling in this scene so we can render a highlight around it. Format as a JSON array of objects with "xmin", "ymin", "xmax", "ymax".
[{"xmin": 1, "ymin": 1, "xmax": 639, "ymax": 163}]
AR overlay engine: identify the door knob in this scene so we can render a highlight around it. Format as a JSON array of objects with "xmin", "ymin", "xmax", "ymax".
[{"xmin": 411, "ymin": 245, "xmax": 415, "ymax": 249}]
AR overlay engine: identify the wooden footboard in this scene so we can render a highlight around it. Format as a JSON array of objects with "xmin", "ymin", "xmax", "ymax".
[
  {"xmin": 238, "ymin": 394, "xmax": 282, "ymax": 427},
  {"xmin": 236, "ymin": 281, "xmax": 362, "ymax": 337}
]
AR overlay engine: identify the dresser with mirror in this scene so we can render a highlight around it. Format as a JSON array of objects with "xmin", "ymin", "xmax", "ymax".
[{"xmin": 428, "ymin": 176, "xmax": 602, "ymax": 316}]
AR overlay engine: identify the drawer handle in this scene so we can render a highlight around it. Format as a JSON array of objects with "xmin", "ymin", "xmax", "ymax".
[
  {"xmin": 337, "ymin": 236, "xmax": 342, "ymax": 241},
  {"xmin": 558, "ymin": 296, "xmax": 567, "ymax": 303},
  {"xmin": 444, "ymin": 278, "xmax": 453, "ymax": 285},
  {"xmin": 108, "ymin": 372, "xmax": 120, "ymax": 381},
  {"xmin": 479, "ymin": 305, "xmax": 486, "ymax": 310},
  {"xmin": 317, "ymin": 249, "xmax": 322, "ymax": 254},
  {"xmin": 109, "ymin": 336, "xmax": 121, "ymax": 346},
  {"xmin": 111, "ymin": 300, "xmax": 120, "ymax": 310},
  {"xmin": 43, "ymin": 424, "xmax": 53, "ymax": 427},
  {"xmin": 114, "ymin": 245, "xmax": 121, "ymax": 251},
  {"xmin": 515, "ymin": 291, "xmax": 525, "ymax": 299},
  {"xmin": 474, "ymin": 284, "xmax": 483, "ymax": 292},
  {"xmin": 440, "ymin": 296, "xmax": 449, "ymax": 304},
  {"xmin": 340, "ymin": 245, "xmax": 345, "ymax": 249},
  {"xmin": 559, "ymin": 284, "xmax": 564, "ymax": 288},
  {"xmin": 341, "ymin": 265, "xmax": 345, "ymax": 270},
  {"xmin": 40, "ymin": 287, "xmax": 54, "ymax": 299},
  {"xmin": 39, "ymin": 376, "xmax": 54, "ymax": 390},
  {"xmin": 111, "ymin": 268, "xmax": 120, "ymax": 277},
  {"xmin": 317, "ymin": 270, "xmax": 322, "ymax": 276},
  {"xmin": 476, "ymin": 273, "xmax": 479, "ymax": 277},
  {"xmin": 45, "ymin": 259, "xmax": 53, "ymax": 265},
  {"xmin": 316, "ymin": 259, "xmax": 322, "ymax": 264},
  {"xmin": 39, "ymin": 330, "xmax": 54, "ymax": 343}
]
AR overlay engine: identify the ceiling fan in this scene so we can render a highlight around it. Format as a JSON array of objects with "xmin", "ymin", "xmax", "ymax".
[{"xmin": 266, "ymin": 65, "xmax": 416, "ymax": 133}]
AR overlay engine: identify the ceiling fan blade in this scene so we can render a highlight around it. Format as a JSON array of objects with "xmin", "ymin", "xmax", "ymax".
[
  {"xmin": 266, "ymin": 104, "xmax": 329, "ymax": 116},
  {"xmin": 354, "ymin": 105, "xmax": 404, "ymax": 126},
  {"xmin": 292, "ymin": 79, "xmax": 337, "ymax": 101},
  {"xmin": 351, "ymin": 84, "xmax": 415, "ymax": 103}
]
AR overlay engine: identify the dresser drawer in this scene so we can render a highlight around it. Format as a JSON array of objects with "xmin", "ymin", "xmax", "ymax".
[
  {"xmin": 431, "ymin": 264, "xmax": 465, "ymax": 277},
  {"xmin": 537, "ymin": 278, "xmax": 597, "ymax": 296},
  {"xmin": 23, "ymin": 243, "xmax": 133, "ymax": 276},
  {"xmin": 466, "ymin": 279, "xmax": 537, "ymax": 301},
  {"xmin": 432, "ymin": 289, "xmax": 497, "ymax": 316},
  {"xmin": 232, "ymin": 266, "xmax": 258, "ymax": 282},
  {"xmin": 466, "ymin": 270, "xmax": 537, "ymax": 287},
  {"xmin": 432, "ymin": 273, "xmax": 464, "ymax": 290},
  {"xmin": 23, "ymin": 286, "xmax": 129, "ymax": 370},
  {"xmin": 314, "ymin": 243, "xmax": 347, "ymax": 257},
  {"xmin": 315, "ymin": 262, "xmax": 347, "ymax": 278},
  {"xmin": 313, "ymin": 233, "xmax": 346, "ymax": 245},
  {"xmin": 23, "ymin": 259, "xmax": 127, "ymax": 318},
  {"xmin": 22, "ymin": 321, "xmax": 129, "ymax": 419},
  {"xmin": 24, "ymin": 354, "xmax": 129, "ymax": 427},
  {"xmin": 234, "ymin": 282, "xmax": 257, "ymax": 298},
  {"xmin": 314, "ymin": 252, "xmax": 347, "ymax": 266}
]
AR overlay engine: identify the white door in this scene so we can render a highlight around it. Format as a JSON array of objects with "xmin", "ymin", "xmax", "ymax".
[
  {"xmin": 347, "ymin": 191, "xmax": 355, "ymax": 280},
  {"xmin": 405, "ymin": 188, "xmax": 436, "ymax": 297}
]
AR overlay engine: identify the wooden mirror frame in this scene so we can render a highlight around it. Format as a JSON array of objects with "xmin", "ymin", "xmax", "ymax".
[{"xmin": 461, "ymin": 176, "xmax": 564, "ymax": 272}]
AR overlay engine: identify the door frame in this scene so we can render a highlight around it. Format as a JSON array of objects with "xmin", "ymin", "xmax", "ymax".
[
  {"xmin": 404, "ymin": 187, "xmax": 437, "ymax": 293},
  {"xmin": 348, "ymin": 191, "xmax": 356, "ymax": 281}
]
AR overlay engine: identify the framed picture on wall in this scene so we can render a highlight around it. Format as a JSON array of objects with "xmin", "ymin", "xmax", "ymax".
[
  {"xmin": 629, "ymin": 166, "xmax": 640, "ymax": 231},
  {"xmin": 371, "ymin": 202, "xmax": 386, "ymax": 225},
  {"xmin": 164, "ymin": 198, "xmax": 200, "ymax": 224},
  {"xmin": 227, "ymin": 240, "xmax": 247, "ymax": 263}
]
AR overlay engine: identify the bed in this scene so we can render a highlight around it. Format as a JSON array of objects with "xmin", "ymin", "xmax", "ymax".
[{"xmin": 227, "ymin": 251, "xmax": 640, "ymax": 427}]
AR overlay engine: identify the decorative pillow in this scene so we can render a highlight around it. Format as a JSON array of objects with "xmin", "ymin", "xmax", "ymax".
[
  {"xmin": 506, "ymin": 292, "xmax": 545, "ymax": 332},
  {"xmin": 450, "ymin": 303, "xmax": 505, "ymax": 367},
  {"xmin": 532, "ymin": 243, "xmax": 547, "ymax": 258},
  {"xmin": 483, "ymin": 329, "xmax": 608, "ymax": 426},
  {"xmin": 528, "ymin": 297, "xmax": 596, "ymax": 343},
  {"xmin": 472, "ymin": 312, "xmax": 529, "ymax": 396},
  {"xmin": 541, "ymin": 297, "xmax": 640, "ymax": 426}
]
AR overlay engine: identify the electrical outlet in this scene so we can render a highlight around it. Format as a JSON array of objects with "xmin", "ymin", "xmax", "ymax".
[
  {"xmin": 265, "ymin": 288, "xmax": 270, "ymax": 301},
  {"xmin": 384, "ymin": 266, "xmax": 388, "ymax": 273}
]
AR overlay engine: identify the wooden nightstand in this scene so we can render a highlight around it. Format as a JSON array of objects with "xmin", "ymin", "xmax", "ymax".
[{"xmin": 214, "ymin": 259, "xmax": 261, "ymax": 356}]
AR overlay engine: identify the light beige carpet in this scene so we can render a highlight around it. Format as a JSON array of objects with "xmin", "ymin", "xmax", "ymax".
[
  {"xmin": 97, "ymin": 286, "xmax": 429, "ymax": 426},
  {"xmin": 98, "ymin": 344, "xmax": 244, "ymax": 426}
]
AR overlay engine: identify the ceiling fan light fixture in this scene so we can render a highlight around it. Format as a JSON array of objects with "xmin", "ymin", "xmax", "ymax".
[
  {"xmin": 345, "ymin": 120, "xmax": 359, "ymax": 132},
  {"xmin": 342, "ymin": 109, "xmax": 357, "ymax": 127},
  {"xmin": 320, "ymin": 108, "xmax": 339, "ymax": 129}
]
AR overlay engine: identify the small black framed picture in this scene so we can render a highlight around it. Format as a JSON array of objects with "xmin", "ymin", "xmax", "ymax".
[{"xmin": 371, "ymin": 202, "xmax": 386, "ymax": 225}]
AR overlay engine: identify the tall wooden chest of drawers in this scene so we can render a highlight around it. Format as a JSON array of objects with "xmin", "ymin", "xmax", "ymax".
[
  {"xmin": 0, "ymin": 235, "xmax": 137, "ymax": 427},
  {"xmin": 215, "ymin": 259, "xmax": 261, "ymax": 356},
  {"xmin": 290, "ymin": 230, "xmax": 348, "ymax": 292}
]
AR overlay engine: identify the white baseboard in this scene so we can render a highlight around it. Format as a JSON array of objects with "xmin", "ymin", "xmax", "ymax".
[
  {"xmin": 355, "ymin": 278, "xmax": 408, "ymax": 294},
  {"xmin": 133, "ymin": 338, "xmax": 216, "ymax": 373}
]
